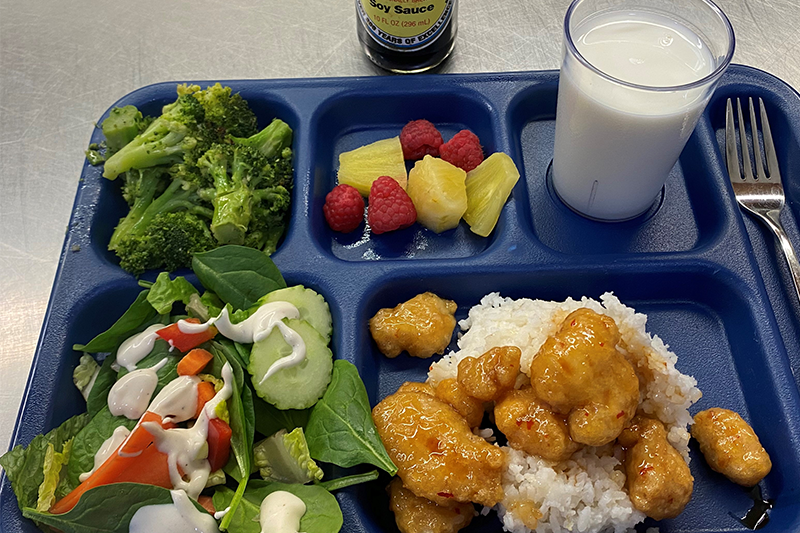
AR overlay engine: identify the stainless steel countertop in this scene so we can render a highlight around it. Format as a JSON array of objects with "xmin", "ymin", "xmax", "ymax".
[{"xmin": 1, "ymin": 0, "xmax": 797, "ymax": 453}]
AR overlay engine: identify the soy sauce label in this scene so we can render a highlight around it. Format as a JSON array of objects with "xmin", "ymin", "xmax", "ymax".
[{"xmin": 357, "ymin": 0, "xmax": 454, "ymax": 50}]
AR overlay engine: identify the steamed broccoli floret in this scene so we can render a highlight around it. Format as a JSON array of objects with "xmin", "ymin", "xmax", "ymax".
[
  {"xmin": 116, "ymin": 211, "xmax": 216, "ymax": 274},
  {"xmin": 190, "ymin": 83, "xmax": 258, "ymax": 139},
  {"xmin": 102, "ymin": 91, "xmax": 206, "ymax": 180},
  {"xmin": 232, "ymin": 118, "xmax": 292, "ymax": 159},
  {"xmin": 245, "ymin": 186, "xmax": 291, "ymax": 254},
  {"xmin": 109, "ymin": 174, "xmax": 214, "ymax": 273},
  {"xmin": 199, "ymin": 144, "xmax": 276, "ymax": 245}
]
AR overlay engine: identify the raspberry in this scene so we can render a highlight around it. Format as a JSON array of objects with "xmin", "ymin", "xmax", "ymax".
[
  {"xmin": 439, "ymin": 130, "xmax": 484, "ymax": 172},
  {"xmin": 367, "ymin": 176, "xmax": 417, "ymax": 234},
  {"xmin": 323, "ymin": 184, "xmax": 365, "ymax": 233},
  {"xmin": 400, "ymin": 119, "xmax": 443, "ymax": 160}
]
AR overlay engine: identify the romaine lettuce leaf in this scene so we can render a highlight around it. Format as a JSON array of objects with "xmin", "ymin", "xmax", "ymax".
[
  {"xmin": 253, "ymin": 427, "xmax": 322, "ymax": 484},
  {"xmin": 0, "ymin": 413, "xmax": 89, "ymax": 510}
]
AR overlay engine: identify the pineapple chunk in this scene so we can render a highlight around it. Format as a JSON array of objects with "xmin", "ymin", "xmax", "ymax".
[
  {"xmin": 463, "ymin": 152, "xmax": 520, "ymax": 237},
  {"xmin": 407, "ymin": 155, "xmax": 467, "ymax": 233},
  {"xmin": 338, "ymin": 136, "xmax": 407, "ymax": 196}
]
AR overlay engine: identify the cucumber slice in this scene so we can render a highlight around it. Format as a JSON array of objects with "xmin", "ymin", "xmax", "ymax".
[
  {"xmin": 248, "ymin": 318, "xmax": 333, "ymax": 410},
  {"xmin": 263, "ymin": 286, "xmax": 332, "ymax": 341}
]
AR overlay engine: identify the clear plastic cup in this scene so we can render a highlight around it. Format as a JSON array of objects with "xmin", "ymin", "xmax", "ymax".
[{"xmin": 552, "ymin": 0, "xmax": 735, "ymax": 221}]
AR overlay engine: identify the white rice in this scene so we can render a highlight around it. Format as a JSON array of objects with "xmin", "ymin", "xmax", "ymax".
[{"xmin": 426, "ymin": 292, "xmax": 701, "ymax": 533}]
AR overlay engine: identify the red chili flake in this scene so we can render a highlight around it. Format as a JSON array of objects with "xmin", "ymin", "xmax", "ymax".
[
  {"xmin": 616, "ymin": 411, "xmax": 625, "ymax": 419},
  {"xmin": 571, "ymin": 320, "xmax": 577, "ymax": 327},
  {"xmin": 438, "ymin": 492, "xmax": 454, "ymax": 498},
  {"xmin": 516, "ymin": 418, "xmax": 536, "ymax": 430},
  {"xmin": 598, "ymin": 342, "xmax": 604, "ymax": 347},
  {"xmin": 639, "ymin": 465, "xmax": 654, "ymax": 476}
]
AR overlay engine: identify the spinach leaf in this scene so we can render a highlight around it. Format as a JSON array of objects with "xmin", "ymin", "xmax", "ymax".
[
  {"xmin": 234, "ymin": 341, "xmax": 252, "ymax": 366},
  {"xmin": 0, "ymin": 413, "xmax": 90, "ymax": 510},
  {"xmin": 73, "ymin": 290, "xmax": 157, "ymax": 353},
  {"xmin": 213, "ymin": 481, "xmax": 342, "ymax": 533},
  {"xmin": 22, "ymin": 483, "xmax": 206, "ymax": 533},
  {"xmin": 306, "ymin": 360, "xmax": 397, "ymax": 475},
  {"xmin": 214, "ymin": 338, "xmax": 249, "ymax": 371},
  {"xmin": 213, "ymin": 487, "xmax": 259, "ymax": 533},
  {"xmin": 317, "ymin": 470, "xmax": 379, "ymax": 492},
  {"xmin": 253, "ymin": 397, "xmax": 310, "ymax": 437},
  {"xmin": 65, "ymin": 407, "xmax": 137, "ymax": 490},
  {"xmin": 85, "ymin": 354, "xmax": 117, "ymax": 418},
  {"xmin": 146, "ymin": 272, "xmax": 199, "ymax": 315},
  {"xmin": 193, "ymin": 245, "xmax": 286, "ymax": 311},
  {"xmin": 208, "ymin": 343, "xmax": 254, "ymax": 531}
]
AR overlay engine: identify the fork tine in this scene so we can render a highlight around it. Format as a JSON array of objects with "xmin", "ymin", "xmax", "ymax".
[
  {"xmin": 737, "ymin": 98, "xmax": 754, "ymax": 180},
  {"xmin": 749, "ymin": 97, "xmax": 766, "ymax": 180},
  {"xmin": 760, "ymin": 97, "xmax": 781, "ymax": 182},
  {"xmin": 726, "ymin": 98, "xmax": 741, "ymax": 181}
]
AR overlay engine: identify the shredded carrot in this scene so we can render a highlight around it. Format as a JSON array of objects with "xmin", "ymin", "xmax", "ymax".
[
  {"xmin": 177, "ymin": 348, "xmax": 214, "ymax": 376},
  {"xmin": 195, "ymin": 381, "xmax": 217, "ymax": 419}
]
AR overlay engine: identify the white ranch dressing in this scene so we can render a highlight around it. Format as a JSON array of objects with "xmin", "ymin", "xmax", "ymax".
[
  {"xmin": 107, "ymin": 358, "xmax": 168, "ymax": 420},
  {"xmin": 213, "ymin": 506, "xmax": 231, "ymax": 520},
  {"xmin": 79, "ymin": 425, "xmax": 131, "ymax": 482},
  {"xmin": 115, "ymin": 324, "xmax": 166, "ymax": 372},
  {"xmin": 129, "ymin": 489, "xmax": 219, "ymax": 533},
  {"xmin": 259, "ymin": 491, "xmax": 306, "ymax": 533},
  {"xmin": 177, "ymin": 303, "xmax": 306, "ymax": 385},
  {"xmin": 142, "ymin": 363, "xmax": 234, "ymax": 499},
  {"xmin": 148, "ymin": 375, "xmax": 200, "ymax": 425}
]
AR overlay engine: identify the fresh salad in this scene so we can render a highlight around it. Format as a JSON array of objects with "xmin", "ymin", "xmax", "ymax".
[{"xmin": 0, "ymin": 245, "xmax": 396, "ymax": 533}]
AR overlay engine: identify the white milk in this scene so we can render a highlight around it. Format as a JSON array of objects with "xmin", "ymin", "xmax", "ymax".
[{"xmin": 552, "ymin": 11, "xmax": 715, "ymax": 220}]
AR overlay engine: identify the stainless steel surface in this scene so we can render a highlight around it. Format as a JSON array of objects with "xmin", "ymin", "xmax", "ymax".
[
  {"xmin": 0, "ymin": 0, "xmax": 798, "ymax": 454},
  {"xmin": 726, "ymin": 97, "xmax": 800, "ymax": 307}
]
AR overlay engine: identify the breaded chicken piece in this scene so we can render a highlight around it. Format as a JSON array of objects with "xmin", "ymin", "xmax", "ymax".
[
  {"xmin": 370, "ymin": 292, "xmax": 457, "ymax": 358},
  {"xmin": 530, "ymin": 308, "xmax": 639, "ymax": 446},
  {"xmin": 691, "ymin": 408, "xmax": 772, "ymax": 486},
  {"xmin": 435, "ymin": 378, "xmax": 485, "ymax": 428},
  {"xmin": 388, "ymin": 477, "xmax": 473, "ymax": 533},
  {"xmin": 494, "ymin": 387, "xmax": 581, "ymax": 462},
  {"xmin": 457, "ymin": 346, "xmax": 521, "ymax": 401},
  {"xmin": 372, "ymin": 386, "xmax": 506, "ymax": 507},
  {"xmin": 618, "ymin": 416, "xmax": 693, "ymax": 520}
]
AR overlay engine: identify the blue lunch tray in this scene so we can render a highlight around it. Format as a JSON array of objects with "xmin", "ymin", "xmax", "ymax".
[{"xmin": 2, "ymin": 64, "xmax": 800, "ymax": 532}]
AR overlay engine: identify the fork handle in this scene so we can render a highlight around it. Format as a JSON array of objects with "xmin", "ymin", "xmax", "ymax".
[{"xmin": 760, "ymin": 209, "xmax": 800, "ymax": 305}]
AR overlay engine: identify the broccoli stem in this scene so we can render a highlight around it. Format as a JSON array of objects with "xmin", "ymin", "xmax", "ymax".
[
  {"xmin": 209, "ymin": 148, "xmax": 257, "ymax": 245},
  {"xmin": 110, "ymin": 178, "xmax": 202, "ymax": 250},
  {"xmin": 102, "ymin": 105, "xmax": 144, "ymax": 154},
  {"xmin": 108, "ymin": 171, "xmax": 161, "ymax": 250},
  {"xmin": 211, "ymin": 188, "xmax": 251, "ymax": 245}
]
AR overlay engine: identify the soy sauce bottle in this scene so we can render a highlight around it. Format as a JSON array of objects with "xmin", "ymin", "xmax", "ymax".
[{"xmin": 356, "ymin": 0, "xmax": 458, "ymax": 73}]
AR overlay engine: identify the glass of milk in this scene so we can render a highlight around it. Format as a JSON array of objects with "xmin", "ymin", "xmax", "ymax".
[{"xmin": 552, "ymin": 0, "xmax": 734, "ymax": 221}]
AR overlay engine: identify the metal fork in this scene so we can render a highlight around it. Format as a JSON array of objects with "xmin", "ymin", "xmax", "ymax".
[{"xmin": 726, "ymin": 96, "xmax": 800, "ymax": 304}]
